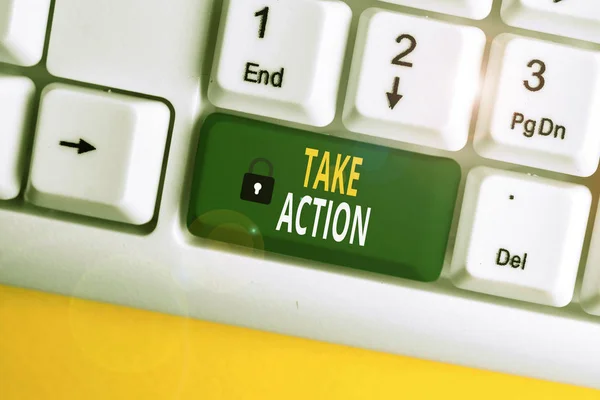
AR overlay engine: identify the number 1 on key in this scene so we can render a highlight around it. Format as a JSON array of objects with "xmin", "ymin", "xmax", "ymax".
[{"xmin": 255, "ymin": 6, "xmax": 269, "ymax": 39}]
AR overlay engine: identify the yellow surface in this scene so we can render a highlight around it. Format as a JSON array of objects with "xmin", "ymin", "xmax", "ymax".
[{"xmin": 1, "ymin": 284, "xmax": 598, "ymax": 399}]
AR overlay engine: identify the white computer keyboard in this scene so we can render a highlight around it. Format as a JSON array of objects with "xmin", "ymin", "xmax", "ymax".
[{"xmin": 3, "ymin": 0, "xmax": 600, "ymax": 389}]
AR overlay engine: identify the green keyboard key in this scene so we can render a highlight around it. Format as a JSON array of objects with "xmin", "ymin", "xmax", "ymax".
[{"xmin": 188, "ymin": 114, "xmax": 461, "ymax": 282}]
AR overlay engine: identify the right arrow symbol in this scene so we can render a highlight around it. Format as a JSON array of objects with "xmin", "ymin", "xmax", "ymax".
[
  {"xmin": 386, "ymin": 77, "xmax": 403, "ymax": 110},
  {"xmin": 59, "ymin": 138, "xmax": 96, "ymax": 155}
]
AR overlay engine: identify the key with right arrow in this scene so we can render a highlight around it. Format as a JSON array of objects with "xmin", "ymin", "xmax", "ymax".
[
  {"xmin": 26, "ymin": 83, "xmax": 171, "ymax": 225},
  {"xmin": 386, "ymin": 77, "xmax": 403, "ymax": 110}
]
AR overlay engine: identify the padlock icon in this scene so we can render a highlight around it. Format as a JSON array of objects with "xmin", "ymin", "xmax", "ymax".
[{"xmin": 240, "ymin": 158, "xmax": 275, "ymax": 205}]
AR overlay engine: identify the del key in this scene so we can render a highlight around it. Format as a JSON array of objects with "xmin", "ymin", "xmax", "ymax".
[{"xmin": 450, "ymin": 167, "xmax": 591, "ymax": 307}]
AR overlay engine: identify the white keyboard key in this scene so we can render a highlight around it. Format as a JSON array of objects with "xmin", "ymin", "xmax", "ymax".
[
  {"xmin": 0, "ymin": 0, "xmax": 51, "ymax": 66},
  {"xmin": 475, "ymin": 34, "xmax": 600, "ymax": 177},
  {"xmin": 378, "ymin": 0, "xmax": 492, "ymax": 20},
  {"xmin": 26, "ymin": 84, "xmax": 170, "ymax": 225},
  {"xmin": 46, "ymin": 0, "xmax": 208, "ymax": 95},
  {"xmin": 0, "ymin": 75, "xmax": 35, "ymax": 200},
  {"xmin": 502, "ymin": 0, "xmax": 600, "ymax": 43},
  {"xmin": 208, "ymin": 0, "xmax": 351, "ymax": 127},
  {"xmin": 450, "ymin": 167, "xmax": 590, "ymax": 307},
  {"xmin": 343, "ymin": 9, "xmax": 485, "ymax": 151},
  {"xmin": 581, "ymin": 206, "xmax": 600, "ymax": 316}
]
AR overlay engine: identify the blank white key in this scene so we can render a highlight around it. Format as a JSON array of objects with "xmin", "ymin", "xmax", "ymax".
[
  {"xmin": 581, "ymin": 206, "xmax": 600, "ymax": 316},
  {"xmin": 502, "ymin": 0, "xmax": 600, "ymax": 43},
  {"xmin": 343, "ymin": 9, "xmax": 485, "ymax": 151},
  {"xmin": 450, "ymin": 167, "xmax": 590, "ymax": 307},
  {"xmin": 46, "ymin": 0, "xmax": 208, "ymax": 95},
  {"xmin": 26, "ymin": 84, "xmax": 170, "ymax": 225},
  {"xmin": 475, "ymin": 34, "xmax": 600, "ymax": 177},
  {"xmin": 0, "ymin": 0, "xmax": 51, "ymax": 66},
  {"xmin": 208, "ymin": 0, "xmax": 351, "ymax": 127},
  {"xmin": 0, "ymin": 75, "xmax": 35, "ymax": 200},
  {"xmin": 378, "ymin": 0, "xmax": 492, "ymax": 20}
]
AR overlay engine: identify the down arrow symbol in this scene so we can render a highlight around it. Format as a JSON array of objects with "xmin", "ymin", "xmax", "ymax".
[{"xmin": 386, "ymin": 77, "xmax": 403, "ymax": 110}]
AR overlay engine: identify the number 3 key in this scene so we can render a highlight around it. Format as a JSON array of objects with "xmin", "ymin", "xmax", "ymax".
[{"xmin": 475, "ymin": 34, "xmax": 600, "ymax": 177}]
